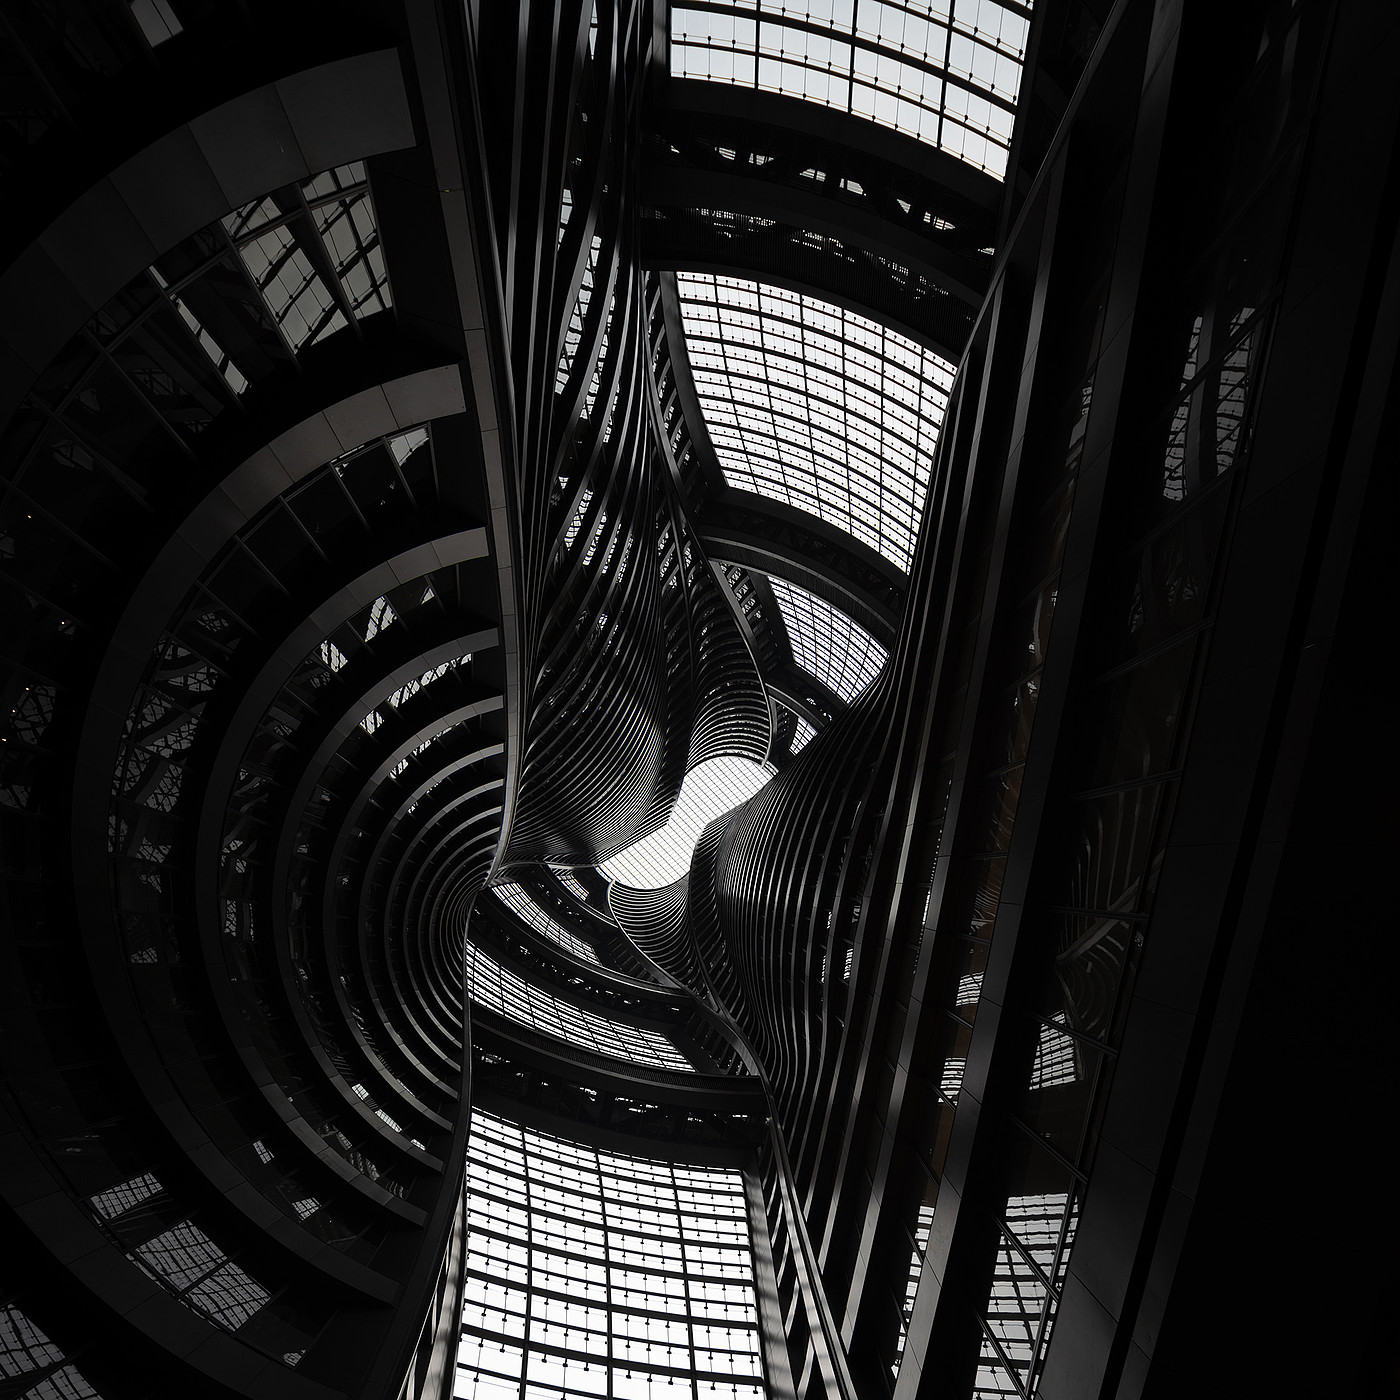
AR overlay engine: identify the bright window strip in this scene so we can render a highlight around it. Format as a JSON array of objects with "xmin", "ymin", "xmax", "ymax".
[
  {"xmin": 670, "ymin": 1, "xmax": 1031, "ymax": 180},
  {"xmin": 558, "ymin": 235, "xmax": 602, "ymax": 393},
  {"xmin": 893, "ymin": 1199, "xmax": 937, "ymax": 1374},
  {"xmin": 789, "ymin": 716, "xmax": 817, "ymax": 753},
  {"xmin": 455, "ymin": 1110, "xmax": 764, "ymax": 1400},
  {"xmin": 676, "ymin": 273, "xmax": 954, "ymax": 573},
  {"xmin": 549, "ymin": 866, "xmax": 592, "ymax": 902},
  {"xmin": 464, "ymin": 939, "xmax": 693, "ymax": 1072},
  {"xmin": 767, "ymin": 577, "xmax": 887, "ymax": 702},
  {"xmin": 600, "ymin": 755, "xmax": 773, "ymax": 890},
  {"xmin": 489, "ymin": 884, "xmax": 601, "ymax": 966}
]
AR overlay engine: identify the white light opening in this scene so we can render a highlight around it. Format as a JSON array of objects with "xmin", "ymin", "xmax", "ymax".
[{"xmin": 601, "ymin": 755, "xmax": 772, "ymax": 889}]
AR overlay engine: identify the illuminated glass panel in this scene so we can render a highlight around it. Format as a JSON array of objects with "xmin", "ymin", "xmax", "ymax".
[
  {"xmin": 456, "ymin": 1110, "xmax": 764, "ymax": 1400},
  {"xmin": 147, "ymin": 163, "xmax": 391, "ymax": 395},
  {"xmin": 676, "ymin": 273, "xmax": 954, "ymax": 573},
  {"xmin": 550, "ymin": 866, "xmax": 592, "ymax": 902},
  {"xmin": 1029, "ymin": 1015, "xmax": 1078, "ymax": 1089},
  {"xmin": 601, "ymin": 756, "xmax": 772, "ymax": 890},
  {"xmin": 767, "ymin": 578, "xmax": 887, "ymax": 702},
  {"xmin": 972, "ymin": 1330, "xmax": 1021, "ymax": 1398},
  {"xmin": 558, "ymin": 235, "xmax": 602, "ymax": 393},
  {"xmin": 0, "ymin": 1304, "xmax": 67, "ymax": 1382},
  {"xmin": 303, "ymin": 164, "xmax": 394, "ymax": 319},
  {"xmin": 234, "ymin": 219, "xmax": 343, "ymax": 350},
  {"xmin": 670, "ymin": 0, "xmax": 1031, "ymax": 179},
  {"xmin": 463, "ymin": 940, "xmax": 693, "ymax": 1072},
  {"xmin": 489, "ymin": 884, "xmax": 602, "ymax": 966},
  {"xmin": 894, "ymin": 1200, "xmax": 936, "ymax": 1374},
  {"xmin": 790, "ymin": 716, "xmax": 817, "ymax": 753}
]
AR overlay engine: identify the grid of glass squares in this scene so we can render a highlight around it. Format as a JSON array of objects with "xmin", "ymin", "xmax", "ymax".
[
  {"xmin": 670, "ymin": 1, "xmax": 1032, "ymax": 179},
  {"xmin": 463, "ymin": 939, "xmax": 694, "ymax": 1072},
  {"xmin": 455, "ymin": 1111, "xmax": 764, "ymax": 1400},
  {"xmin": 766, "ymin": 578, "xmax": 888, "ymax": 702},
  {"xmin": 600, "ymin": 756, "xmax": 773, "ymax": 890},
  {"xmin": 148, "ymin": 162, "xmax": 392, "ymax": 395},
  {"xmin": 489, "ymin": 884, "xmax": 602, "ymax": 966},
  {"xmin": 676, "ymin": 273, "xmax": 954, "ymax": 573},
  {"xmin": 550, "ymin": 867, "xmax": 593, "ymax": 902}
]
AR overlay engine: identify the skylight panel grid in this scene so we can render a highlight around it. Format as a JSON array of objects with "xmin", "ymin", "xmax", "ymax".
[
  {"xmin": 489, "ymin": 884, "xmax": 601, "ymax": 966},
  {"xmin": 457, "ymin": 1111, "xmax": 763, "ymax": 1400},
  {"xmin": 767, "ymin": 577, "xmax": 888, "ymax": 702},
  {"xmin": 676, "ymin": 273, "xmax": 954, "ymax": 573},
  {"xmin": 549, "ymin": 866, "xmax": 592, "ymax": 902},
  {"xmin": 463, "ymin": 939, "xmax": 692, "ymax": 1071},
  {"xmin": 600, "ymin": 755, "xmax": 773, "ymax": 889},
  {"xmin": 671, "ymin": 1, "xmax": 1031, "ymax": 179}
]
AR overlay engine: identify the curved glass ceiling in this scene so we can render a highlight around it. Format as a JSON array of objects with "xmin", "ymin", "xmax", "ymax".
[
  {"xmin": 676, "ymin": 273, "xmax": 954, "ymax": 573},
  {"xmin": 464, "ymin": 939, "xmax": 694, "ymax": 1072},
  {"xmin": 768, "ymin": 577, "xmax": 888, "ymax": 702},
  {"xmin": 601, "ymin": 755, "xmax": 773, "ymax": 889},
  {"xmin": 458, "ymin": 1110, "xmax": 764, "ymax": 1400},
  {"xmin": 489, "ymin": 883, "xmax": 601, "ymax": 966},
  {"xmin": 670, "ymin": 1, "xmax": 1032, "ymax": 179}
]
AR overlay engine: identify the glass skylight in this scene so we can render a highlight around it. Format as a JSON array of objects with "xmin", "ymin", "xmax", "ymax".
[
  {"xmin": 489, "ymin": 883, "xmax": 601, "ymax": 966},
  {"xmin": 670, "ymin": 1, "xmax": 1032, "ymax": 179},
  {"xmin": 767, "ymin": 577, "xmax": 888, "ymax": 702},
  {"xmin": 549, "ymin": 866, "xmax": 592, "ymax": 902},
  {"xmin": 463, "ymin": 939, "xmax": 694, "ymax": 1072},
  {"xmin": 676, "ymin": 273, "xmax": 954, "ymax": 573},
  {"xmin": 456, "ymin": 1111, "xmax": 763, "ymax": 1400},
  {"xmin": 601, "ymin": 756, "xmax": 773, "ymax": 889},
  {"xmin": 790, "ymin": 716, "xmax": 818, "ymax": 753}
]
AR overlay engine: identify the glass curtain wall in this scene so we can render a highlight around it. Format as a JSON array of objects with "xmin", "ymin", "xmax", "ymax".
[{"xmin": 455, "ymin": 1111, "xmax": 765, "ymax": 1400}]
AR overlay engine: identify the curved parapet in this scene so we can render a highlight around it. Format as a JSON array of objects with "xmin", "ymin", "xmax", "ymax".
[{"xmin": 0, "ymin": 23, "xmax": 512, "ymax": 1394}]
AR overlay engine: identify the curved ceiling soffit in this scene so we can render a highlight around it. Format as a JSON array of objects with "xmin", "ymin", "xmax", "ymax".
[
  {"xmin": 0, "ymin": 48, "xmax": 416, "ymax": 425},
  {"xmin": 74, "ymin": 367, "xmax": 470, "ymax": 877}
]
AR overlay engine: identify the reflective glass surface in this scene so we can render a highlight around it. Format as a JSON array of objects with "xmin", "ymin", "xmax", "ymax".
[
  {"xmin": 489, "ymin": 884, "xmax": 601, "ymax": 966},
  {"xmin": 670, "ymin": 1, "xmax": 1031, "ymax": 178},
  {"xmin": 767, "ymin": 578, "xmax": 888, "ymax": 701},
  {"xmin": 456, "ymin": 1111, "xmax": 763, "ymax": 1400},
  {"xmin": 463, "ymin": 940, "xmax": 694, "ymax": 1072},
  {"xmin": 677, "ymin": 273, "xmax": 954, "ymax": 572},
  {"xmin": 601, "ymin": 756, "xmax": 773, "ymax": 889}
]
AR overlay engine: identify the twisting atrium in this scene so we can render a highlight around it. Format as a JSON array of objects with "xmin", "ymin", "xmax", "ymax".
[{"xmin": 0, "ymin": 2, "xmax": 1395, "ymax": 1399}]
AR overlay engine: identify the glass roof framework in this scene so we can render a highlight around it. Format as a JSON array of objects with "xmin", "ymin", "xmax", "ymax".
[
  {"xmin": 456, "ymin": 1111, "xmax": 764, "ymax": 1400},
  {"xmin": 463, "ymin": 938, "xmax": 695, "ymax": 1073},
  {"xmin": 670, "ymin": 0, "xmax": 1032, "ymax": 180},
  {"xmin": 767, "ymin": 577, "xmax": 888, "ymax": 702},
  {"xmin": 676, "ymin": 273, "xmax": 955, "ymax": 574},
  {"xmin": 151, "ymin": 161, "xmax": 392, "ymax": 392},
  {"xmin": 600, "ymin": 756, "xmax": 773, "ymax": 890},
  {"xmin": 488, "ymin": 884, "xmax": 602, "ymax": 966}
]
